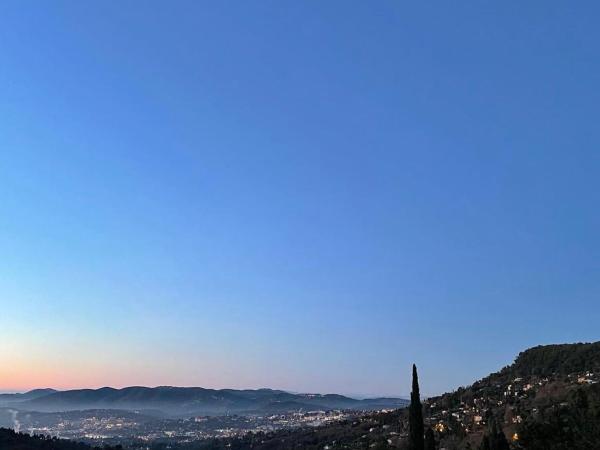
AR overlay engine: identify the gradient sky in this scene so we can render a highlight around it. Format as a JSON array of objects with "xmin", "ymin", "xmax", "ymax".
[{"xmin": 1, "ymin": 1, "xmax": 599, "ymax": 397}]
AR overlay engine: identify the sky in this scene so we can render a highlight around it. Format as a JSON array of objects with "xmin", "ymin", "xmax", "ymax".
[{"xmin": 0, "ymin": 1, "xmax": 599, "ymax": 397}]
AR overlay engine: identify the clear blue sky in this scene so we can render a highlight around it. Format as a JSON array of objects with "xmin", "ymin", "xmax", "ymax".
[{"xmin": 1, "ymin": 1, "xmax": 599, "ymax": 397}]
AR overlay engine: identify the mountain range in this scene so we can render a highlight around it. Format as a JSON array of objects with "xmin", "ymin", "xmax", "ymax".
[{"xmin": 0, "ymin": 386, "xmax": 408, "ymax": 416}]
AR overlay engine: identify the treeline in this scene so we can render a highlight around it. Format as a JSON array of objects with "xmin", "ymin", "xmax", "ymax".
[{"xmin": 507, "ymin": 342, "xmax": 600, "ymax": 377}]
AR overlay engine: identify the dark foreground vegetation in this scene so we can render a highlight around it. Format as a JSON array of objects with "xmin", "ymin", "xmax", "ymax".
[{"xmin": 0, "ymin": 428, "xmax": 121, "ymax": 450}]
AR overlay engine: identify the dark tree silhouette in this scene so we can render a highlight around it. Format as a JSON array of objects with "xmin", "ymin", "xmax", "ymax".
[
  {"xmin": 479, "ymin": 435, "xmax": 491, "ymax": 450},
  {"xmin": 0, "ymin": 428, "xmax": 122, "ymax": 450},
  {"xmin": 409, "ymin": 364, "xmax": 424, "ymax": 450},
  {"xmin": 479, "ymin": 417, "xmax": 509, "ymax": 450},
  {"xmin": 424, "ymin": 427, "xmax": 436, "ymax": 450},
  {"xmin": 491, "ymin": 417, "xmax": 510, "ymax": 450}
]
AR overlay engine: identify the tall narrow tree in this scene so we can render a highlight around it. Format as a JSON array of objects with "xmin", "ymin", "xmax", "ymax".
[
  {"xmin": 424, "ymin": 427, "xmax": 436, "ymax": 450},
  {"xmin": 479, "ymin": 435, "xmax": 491, "ymax": 450},
  {"xmin": 409, "ymin": 364, "xmax": 425, "ymax": 450},
  {"xmin": 480, "ymin": 416, "xmax": 509, "ymax": 450}
]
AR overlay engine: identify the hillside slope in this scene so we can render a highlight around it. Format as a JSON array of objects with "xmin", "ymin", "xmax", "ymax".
[{"xmin": 424, "ymin": 341, "xmax": 600, "ymax": 449}]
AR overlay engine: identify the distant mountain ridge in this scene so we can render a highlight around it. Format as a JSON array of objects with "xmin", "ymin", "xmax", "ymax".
[
  {"xmin": 1, "ymin": 386, "xmax": 408, "ymax": 416},
  {"xmin": 0, "ymin": 389, "xmax": 57, "ymax": 403}
]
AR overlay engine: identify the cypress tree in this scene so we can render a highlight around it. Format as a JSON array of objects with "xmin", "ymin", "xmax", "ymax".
[
  {"xmin": 495, "ymin": 431, "xmax": 510, "ymax": 450},
  {"xmin": 409, "ymin": 364, "xmax": 425, "ymax": 450},
  {"xmin": 424, "ymin": 427, "xmax": 436, "ymax": 450},
  {"xmin": 479, "ymin": 435, "xmax": 491, "ymax": 450},
  {"xmin": 489, "ymin": 419, "xmax": 499, "ymax": 449},
  {"xmin": 493, "ymin": 420, "xmax": 510, "ymax": 450},
  {"xmin": 481, "ymin": 417, "xmax": 510, "ymax": 450}
]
